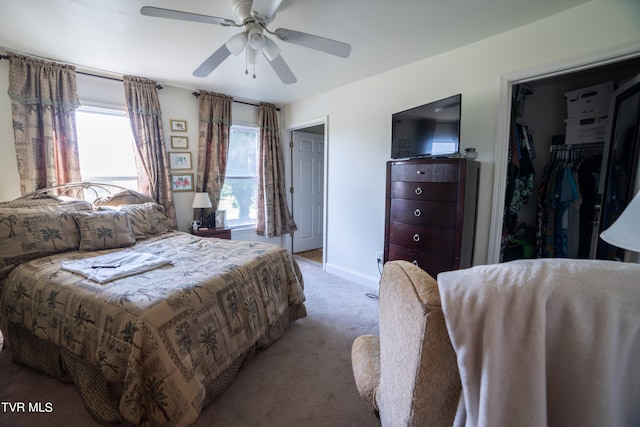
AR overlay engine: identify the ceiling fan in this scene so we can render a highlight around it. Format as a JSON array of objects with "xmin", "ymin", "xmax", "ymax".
[{"xmin": 141, "ymin": 0, "xmax": 352, "ymax": 84}]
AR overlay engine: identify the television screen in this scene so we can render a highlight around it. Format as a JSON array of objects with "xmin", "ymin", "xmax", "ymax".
[{"xmin": 391, "ymin": 94, "xmax": 461, "ymax": 159}]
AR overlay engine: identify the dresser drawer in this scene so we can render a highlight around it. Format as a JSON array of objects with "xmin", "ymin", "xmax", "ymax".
[
  {"xmin": 389, "ymin": 181, "xmax": 458, "ymax": 202},
  {"xmin": 390, "ymin": 199, "xmax": 456, "ymax": 228},
  {"xmin": 387, "ymin": 244, "xmax": 454, "ymax": 277},
  {"xmin": 390, "ymin": 162, "xmax": 459, "ymax": 183},
  {"xmin": 388, "ymin": 222, "xmax": 455, "ymax": 254},
  {"xmin": 191, "ymin": 228, "xmax": 231, "ymax": 239}
]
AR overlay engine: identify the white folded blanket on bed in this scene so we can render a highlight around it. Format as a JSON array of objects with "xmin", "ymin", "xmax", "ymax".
[{"xmin": 61, "ymin": 250, "xmax": 172, "ymax": 283}]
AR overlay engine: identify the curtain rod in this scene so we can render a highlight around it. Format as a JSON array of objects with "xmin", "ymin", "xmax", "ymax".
[
  {"xmin": 1, "ymin": 54, "xmax": 277, "ymax": 107},
  {"xmin": 191, "ymin": 91, "xmax": 280, "ymax": 111},
  {"xmin": 0, "ymin": 54, "xmax": 163, "ymax": 90},
  {"xmin": 77, "ymin": 71, "xmax": 163, "ymax": 90}
]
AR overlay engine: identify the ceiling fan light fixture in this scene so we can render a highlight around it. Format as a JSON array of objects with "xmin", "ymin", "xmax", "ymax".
[
  {"xmin": 226, "ymin": 32, "xmax": 248, "ymax": 55},
  {"xmin": 247, "ymin": 27, "xmax": 265, "ymax": 50}
]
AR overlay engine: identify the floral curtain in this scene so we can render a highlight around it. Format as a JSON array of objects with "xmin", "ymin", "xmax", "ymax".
[
  {"xmin": 8, "ymin": 54, "xmax": 82, "ymax": 194},
  {"xmin": 123, "ymin": 75, "xmax": 177, "ymax": 229},
  {"xmin": 196, "ymin": 90, "xmax": 232, "ymax": 211},
  {"xmin": 257, "ymin": 103, "xmax": 297, "ymax": 237}
]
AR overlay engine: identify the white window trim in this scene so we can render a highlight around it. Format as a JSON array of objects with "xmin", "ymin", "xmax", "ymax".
[
  {"xmin": 75, "ymin": 107, "xmax": 138, "ymax": 188},
  {"xmin": 222, "ymin": 124, "xmax": 260, "ymax": 231}
]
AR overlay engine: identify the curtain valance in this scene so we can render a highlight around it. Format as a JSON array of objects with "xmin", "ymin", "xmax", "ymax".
[
  {"xmin": 8, "ymin": 54, "xmax": 80, "ymax": 110},
  {"xmin": 123, "ymin": 75, "xmax": 163, "ymax": 116}
]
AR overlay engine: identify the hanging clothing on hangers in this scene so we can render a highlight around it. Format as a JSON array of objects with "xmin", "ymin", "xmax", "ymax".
[
  {"xmin": 536, "ymin": 143, "xmax": 603, "ymax": 258},
  {"xmin": 504, "ymin": 123, "xmax": 536, "ymax": 232}
]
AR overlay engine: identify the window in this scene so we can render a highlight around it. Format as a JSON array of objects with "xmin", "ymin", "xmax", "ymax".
[
  {"xmin": 75, "ymin": 108, "xmax": 138, "ymax": 192},
  {"xmin": 219, "ymin": 126, "xmax": 259, "ymax": 228}
]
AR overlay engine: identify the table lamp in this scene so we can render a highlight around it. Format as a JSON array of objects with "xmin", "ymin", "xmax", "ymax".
[
  {"xmin": 192, "ymin": 192, "xmax": 212, "ymax": 228},
  {"xmin": 600, "ymin": 191, "xmax": 640, "ymax": 253}
]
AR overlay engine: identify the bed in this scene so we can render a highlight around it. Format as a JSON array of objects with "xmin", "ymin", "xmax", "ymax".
[{"xmin": 0, "ymin": 183, "xmax": 306, "ymax": 426}]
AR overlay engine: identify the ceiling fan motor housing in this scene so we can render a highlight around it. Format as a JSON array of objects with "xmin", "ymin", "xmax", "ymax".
[{"xmin": 233, "ymin": 0, "xmax": 253, "ymax": 24}]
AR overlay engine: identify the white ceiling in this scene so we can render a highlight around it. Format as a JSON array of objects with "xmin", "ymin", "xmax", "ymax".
[{"xmin": 0, "ymin": 0, "xmax": 590, "ymax": 105}]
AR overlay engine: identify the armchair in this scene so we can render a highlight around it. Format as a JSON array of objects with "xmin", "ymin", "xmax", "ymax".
[{"xmin": 351, "ymin": 260, "xmax": 461, "ymax": 426}]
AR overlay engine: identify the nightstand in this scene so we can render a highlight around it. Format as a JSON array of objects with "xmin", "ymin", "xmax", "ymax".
[{"xmin": 191, "ymin": 227, "xmax": 231, "ymax": 240}]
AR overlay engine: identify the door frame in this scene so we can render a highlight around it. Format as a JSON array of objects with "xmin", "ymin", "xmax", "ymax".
[
  {"xmin": 487, "ymin": 42, "xmax": 640, "ymax": 264},
  {"xmin": 286, "ymin": 116, "xmax": 328, "ymax": 267}
]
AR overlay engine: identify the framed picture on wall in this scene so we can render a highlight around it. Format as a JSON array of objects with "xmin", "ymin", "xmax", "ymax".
[
  {"xmin": 170, "ymin": 119, "xmax": 187, "ymax": 132},
  {"xmin": 171, "ymin": 136, "xmax": 188, "ymax": 149},
  {"xmin": 171, "ymin": 173, "xmax": 194, "ymax": 192},
  {"xmin": 215, "ymin": 210, "xmax": 227, "ymax": 228},
  {"xmin": 169, "ymin": 152, "xmax": 192, "ymax": 170}
]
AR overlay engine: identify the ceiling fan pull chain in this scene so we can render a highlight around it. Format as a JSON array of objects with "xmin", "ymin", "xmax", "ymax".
[{"xmin": 245, "ymin": 48, "xmax": 249, "ymax": 75}]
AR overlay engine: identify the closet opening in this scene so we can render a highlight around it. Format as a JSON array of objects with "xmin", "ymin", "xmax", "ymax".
[{"xmin": 495, "ymin": 54, "xmax": 640, "ymax": 264}]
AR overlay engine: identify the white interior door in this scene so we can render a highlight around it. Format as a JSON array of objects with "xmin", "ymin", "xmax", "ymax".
[{"xmin": 292, "ymin": 130, "xmax": 324, "ymax": 253}]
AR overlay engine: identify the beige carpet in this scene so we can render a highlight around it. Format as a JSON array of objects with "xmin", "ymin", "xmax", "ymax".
[{"xmin": 0, "ymin": 256, "xmax": 381, "ymax": 427}]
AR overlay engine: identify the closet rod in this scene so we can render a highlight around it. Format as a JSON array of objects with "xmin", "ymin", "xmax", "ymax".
[
  {"xmin": 191, "ymin": 91, "xmax": 280, "ymax": 111},
  {"xmin": 550, "ymin": 142, "xmax": 604, "ymax": 152}
]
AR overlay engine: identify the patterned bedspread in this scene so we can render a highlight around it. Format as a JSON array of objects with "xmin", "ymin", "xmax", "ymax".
[{"xmin": 0, "ymin": 231, "xmax": 306, "ymax": 426}]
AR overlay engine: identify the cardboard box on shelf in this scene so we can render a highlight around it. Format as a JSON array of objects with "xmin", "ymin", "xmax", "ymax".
[
  {"xmin": 564, "ymin": 113, "xmax": 609, "ymax": 144},
  {"xmin": 565, "ymin": 81, "xmax": 614, "ymax": 118}
]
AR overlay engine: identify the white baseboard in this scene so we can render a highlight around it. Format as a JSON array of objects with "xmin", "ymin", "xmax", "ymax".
[{"xmin": 324, "ymin": 262, "xmax": 380, "ymax": 292}]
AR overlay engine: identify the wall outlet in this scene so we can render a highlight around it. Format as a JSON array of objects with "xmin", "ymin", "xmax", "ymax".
[{"xmin": 376, "ymin": 251, "xmax": 384, "ymax": 263}]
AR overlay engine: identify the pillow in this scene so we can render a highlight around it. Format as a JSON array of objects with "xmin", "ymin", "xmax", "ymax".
[
  {"xmin": 98, "ymin": 202, "xmax": 169, "ymax": 239},
  {"xmin": 0, "ymin": 194, "xmax": 63, "ymax": 208},
  {"xmin": 0, "ymin": 201, "xmax": 92, "ymax": 278},
  {"xmin": 72, "ymin": 211, "xmax": 136, "ymax": 251},
  {"xmin": 94, "ymin": 190, "xmax": 155, "ymax": 207}
]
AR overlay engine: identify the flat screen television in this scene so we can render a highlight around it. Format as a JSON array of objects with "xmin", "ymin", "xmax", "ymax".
[{"xmin": 391, "ymin": 94, "xmax": 462, "ymax": 159}]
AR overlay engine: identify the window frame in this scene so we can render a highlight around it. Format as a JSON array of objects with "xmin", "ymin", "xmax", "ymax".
[
  {"xmin": 75, "ymin": 106, "xmax": 139, "ymax": 189},
  {"xmin": 219, "ymin": 124, "xmax": 260, "ymax": 231}
]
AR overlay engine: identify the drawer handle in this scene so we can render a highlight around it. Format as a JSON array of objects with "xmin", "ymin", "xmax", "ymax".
[
  {"xmin": 412, "ymin": 260, "xmax": 419, "ymax": 266},
  {"xmin": 414, "ymin": 186, "xmax": 422, "ymax": 195},
  {"xmin": 416, "ymin": 170, "xmax": 425, "ymax": 175},
  {"xmin": 414, "ymin": 208, "xmax": 422, "ymax": 217},
  {"xmin": 413, "ymin": 233, "xmax": 420, "ymax": 242}
]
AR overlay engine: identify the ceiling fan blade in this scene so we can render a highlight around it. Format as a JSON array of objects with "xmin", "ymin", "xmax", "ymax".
[
  {"xmin": 250, "ymin": 0, "xmax": 283, "ymax": 23},
  {"xmin": 266, "ymin": 54, "xmax": 297, "ymax": 85},
  {"xmin": 193, "ymin": 45, "xmax": 232, "ymax": 77},
  {"xmin": 273, "ymin": 28, "xmax": 351, "ymax": 58},
  {"xmin": 140, "ymin": 6, "xmax": 237, "ymax": 27}
]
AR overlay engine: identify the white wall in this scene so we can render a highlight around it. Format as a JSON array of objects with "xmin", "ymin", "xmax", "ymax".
[{"xmin": 284, "ymin": 0, "xmax": 640, "ymax": 288}]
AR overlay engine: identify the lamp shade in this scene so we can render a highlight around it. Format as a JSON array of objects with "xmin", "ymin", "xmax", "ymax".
[
  {"xmin": 192, "ymin": 192, "xmax": 212, "ymax": 209},
  {"xmin": 247, "ymin": 27, "xmax": 265, "ymax": 51},
  {"xmin": 600, "ymin": 191, "xmax": 640, "ymax": 252},
  {"xmin": 225, "ymin": 32, "xmax": 247, "ymax": 56}
]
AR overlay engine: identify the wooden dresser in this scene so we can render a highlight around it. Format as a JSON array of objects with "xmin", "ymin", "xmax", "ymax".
[{"xmin": 384, "ymin": 158, "xmax": 480, "ymax": 277}]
